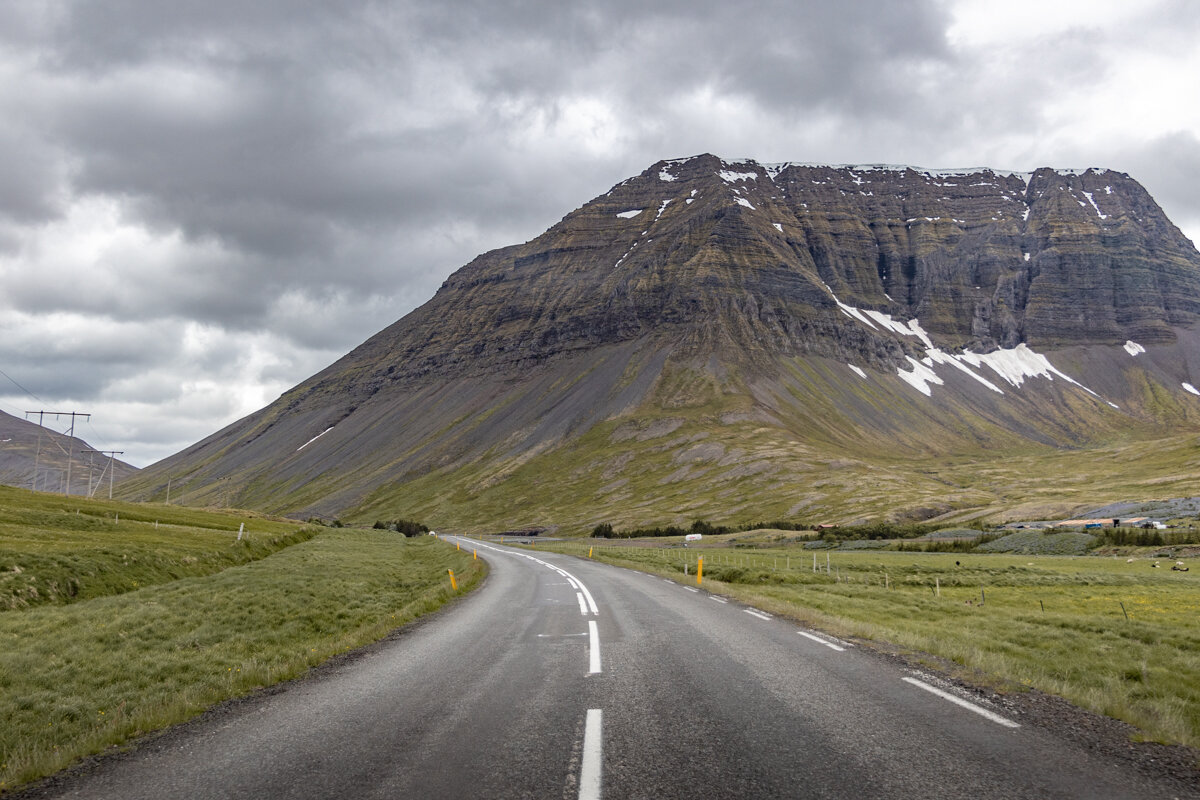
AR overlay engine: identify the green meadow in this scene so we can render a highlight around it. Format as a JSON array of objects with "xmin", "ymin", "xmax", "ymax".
[
  {"xmin": 0, "ymin": 487, "xmax": 483, "ymax": 792},
  {"xmin": 533, "ymin": 537, "xmax": 1200, "ymax": 750}
]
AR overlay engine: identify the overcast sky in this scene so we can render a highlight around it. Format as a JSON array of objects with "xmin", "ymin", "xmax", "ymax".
[{"xmin": 2, "ymin": 0, "xmax": 1199, "ymax": 467}]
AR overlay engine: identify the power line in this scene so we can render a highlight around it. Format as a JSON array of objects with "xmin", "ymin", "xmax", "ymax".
[{"xmin": 0, "ymin": 367, "xmax": 42, "ymax": 403}]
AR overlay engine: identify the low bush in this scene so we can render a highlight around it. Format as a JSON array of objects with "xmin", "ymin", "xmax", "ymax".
[{"xmin": 372, "ymin": 519, "xmax": 430, "ymax": 537}]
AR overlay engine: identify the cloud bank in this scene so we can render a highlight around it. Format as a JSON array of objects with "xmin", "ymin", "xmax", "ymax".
[{"xmin": 1, "ymin": 0, "xmax": 1198, "ymax": 465}]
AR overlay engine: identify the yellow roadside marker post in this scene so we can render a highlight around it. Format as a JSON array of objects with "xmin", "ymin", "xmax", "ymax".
[
  {"xmin": 697, "ymin": 556, "xmax": 703, "ymax": 586},
  {"xmin": 589, "ymin": 547, "xmax": 593, "ymax": 558},
  {"xmin": 448, "ymin": 570, "xmax": 458, "ymax": 590},
  {"xmin": 473, "ymin": 549, "xmax": 477, "ymax": 560},
  {"xmin": 456, "ymin": 542, "xmax": 460, "ymax": 551}
]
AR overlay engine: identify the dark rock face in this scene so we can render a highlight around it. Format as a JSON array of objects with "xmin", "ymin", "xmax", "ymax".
[{"xmin": 315, "ymin": 155, "xmax": 1200, "ymax": 401}]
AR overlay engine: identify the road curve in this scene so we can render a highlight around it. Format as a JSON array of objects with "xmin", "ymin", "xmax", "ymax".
[{"xmin": 23, "ymin": 537, "xmax": 1197, "ymax": 799}]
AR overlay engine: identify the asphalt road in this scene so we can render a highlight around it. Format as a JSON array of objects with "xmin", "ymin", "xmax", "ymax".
[{"xmin": 26, "ymin": 537, "xmax": 1197, "ymax": 799}]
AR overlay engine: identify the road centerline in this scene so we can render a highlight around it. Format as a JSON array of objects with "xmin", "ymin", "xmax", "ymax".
[
  {"xmin": 588, "ymin": 621, "xmax": 602, "ymax": 674},
  {"xmin": 579, "ymin": 709, "xmax": 603, "ymax": 800}
]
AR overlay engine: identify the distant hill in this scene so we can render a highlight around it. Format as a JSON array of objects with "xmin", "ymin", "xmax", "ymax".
[
  {"xmin": 0, "ymin": 411, "xmax": 139, "ymax": 496},
  {"xmin": 118, "ymin": 155, "xmax": 1200, "ymax": 531}
]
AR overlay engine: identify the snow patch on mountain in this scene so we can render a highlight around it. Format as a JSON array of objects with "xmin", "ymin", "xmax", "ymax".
[
  {"xmin": 1123, "ymin": 341, "xmax": 1145, "ymax": 356},
  {"xmin": 827, "ymin": 288, "xmax": 1115, "ymax": 406},
  {"xmin": 1082, "ymin": 191, "xmax": 1108, "ymax": 219},
  {"xmin": 298, "ymin": 427, "xmax": 334, "ymax": 452},
  {"xmin": 898, "ymin": 357, "xmax": 944, "ymax": 396}
]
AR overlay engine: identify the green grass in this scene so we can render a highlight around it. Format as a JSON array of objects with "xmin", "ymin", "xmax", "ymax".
[
  {"xmin": 347, "ymin": 379, "xmax": 1200, "ymax": 536},
  {"xmin": 532, "ymin": 539, "xmax": 1200, "ymax": 749},
  {"xmin": 0, "ymin": 489, "xmax": 484, "ymax": 792},
  {"xmin": 0, "ymin": 485, "xmax": 320, "ymax": 610}
]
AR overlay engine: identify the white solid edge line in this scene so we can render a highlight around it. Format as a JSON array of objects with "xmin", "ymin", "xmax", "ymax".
[
  {"xmin": 902, "ymin": 677, "xmax": 1020, "ymax": 728},
  {"xmin": 744, "ymin": 609, "xmax": 772, "ymax": 621},
  {"xmin": 798, "ymin": 631, "xmax": 845, "ymax": 651},
  {"xmin": 588, "ymin": 620, "xmax": 602, "ymax": 674},
  {"xmin": 577, "ymin": 592, "xmax": 588, "ymax": 615},
  {"xmin": 579, "ymin": 709, "xmax": 603, "ymax": 800}
]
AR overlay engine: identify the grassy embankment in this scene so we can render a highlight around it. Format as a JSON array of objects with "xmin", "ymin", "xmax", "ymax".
[
  {"xmin": 530, "ymin": 536, "xmax": 1200, "ymax": 750},
  {"xmin": 0, "ymin": 486, "xmax": 483, "ymax": 792}
]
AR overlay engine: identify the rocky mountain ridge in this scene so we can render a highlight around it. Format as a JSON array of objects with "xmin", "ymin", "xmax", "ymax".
[
  {"xmin": 116, "ymin": 154, "xmax": 1200, "ymax": 529},
  {"xmin": 302, "ymin": 155, "xmax": 1198, "ymax": 398}
]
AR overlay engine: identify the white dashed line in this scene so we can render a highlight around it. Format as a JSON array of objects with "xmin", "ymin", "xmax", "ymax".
[
  {"xmin": 798, "ymin": 631, "xmax": 845, "ymax": 651},
  {"xmin": 576, "ymin": 592, "xmax": 588, "ymax": 615},
  {"xmin": 579, "ymin": 709, "xmax": 603, "ymax": 800},
  {"xmin": 685, "ymin": 587, "xmax": 699, "ymax": 593},
  {"xmin": 588, "ymin": 621, "xmax": 602, "ymax": 674},
  {"xmin": 902, "ymin": 677, "xmax": 1019, "ymax": 728},
  {"xmin": 744, "ymin": 609, "xmax": 772, "ymax": 621},
  {"xmin": 710, "ymin": 597, "xmax": 728, "ymax": 604}
]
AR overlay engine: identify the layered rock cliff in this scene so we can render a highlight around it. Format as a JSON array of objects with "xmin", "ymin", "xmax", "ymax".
[{"xmin": 310, "ymin": 154, "xmax": 1199, "ymax": 398}]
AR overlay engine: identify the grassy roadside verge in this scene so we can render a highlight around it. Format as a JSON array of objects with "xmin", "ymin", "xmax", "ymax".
[
  {"xmin": 529, "ymin": 538, "xmax": 1200, "ymax": 751},
  {"xmin": 0, "ymin": 531, "xmax": 484, "ymax": 792},
  {"xmin": 0, "ymin": 485, "xmax": 322, "ymax": 610}
]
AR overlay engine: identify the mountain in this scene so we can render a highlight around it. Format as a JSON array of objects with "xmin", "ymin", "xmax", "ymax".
[
  {"xmin": 117, "ymin": 154, "xmax": 1200, "ymax": 531},
  {"xmin": 0, "ymin": 410, "xmax": 139, "ymax": 496}
]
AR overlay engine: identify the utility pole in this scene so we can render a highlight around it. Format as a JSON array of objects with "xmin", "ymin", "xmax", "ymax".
[
  {"xmin": 26, "ymin": 411, "xmax": 89, "ymax": 496},
  {"xmin": 82, "ymin": 450, "xmax": 124, "ymax": 499},
  {"xmin": 83, "ymin": 449, "xmax": 97, "ymax": 497},
  {"xmin": 25, "ymin": 411, "xmax": 44, "ymax": 491}
]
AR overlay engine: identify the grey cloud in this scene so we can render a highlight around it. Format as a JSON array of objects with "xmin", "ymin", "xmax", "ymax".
[
  {"xmin": 1111, "ymin": 131, "xmax": 1200, "ymax": 240},
  {"xmin": 0, "ymin": 124, "xmax": 65, "ymax": 223},
  {"xmin": 2, "ymin": 0, "xmax": 1198, "ymax": 465}
]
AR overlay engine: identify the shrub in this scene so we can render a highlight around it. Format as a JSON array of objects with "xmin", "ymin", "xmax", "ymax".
[{"xmin": 372, "ymin": 519, "xmax": 430, "ymax": 537}]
